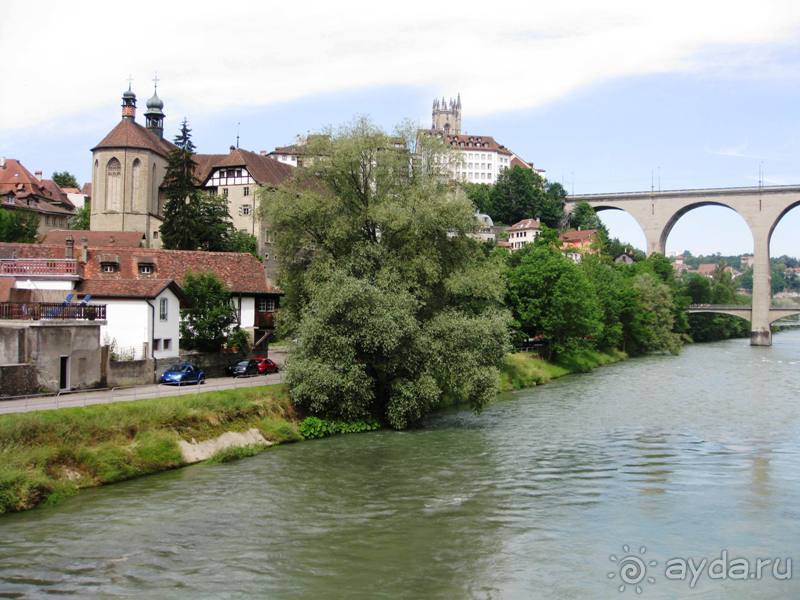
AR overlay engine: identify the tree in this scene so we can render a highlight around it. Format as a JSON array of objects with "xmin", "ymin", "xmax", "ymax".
[
  {"xmin": 51, "ymin": 171, "xmax": 79, "ymax": 189},
  {"xmin": 179, "ymin": 272, "xmax": 237, "ymax": 352},
  {"xmin": 261, "ymin": 117, "xmax": 510, "ymax": 429},
  {"xmin": 68, "ymin": 205, "xmax": 90, "ymax": 230},
  {"xmin": 490, "ymin": 165, "xmax": 545, "ymax": 225},
  {"xmin": 624, "ymin": 272, "xmax": 682, "ymax": 355},
  {"xmin": 506, "ymin": 237, "xmax": 602, "ymax": 360},
  {"xmin": 160, "ymin": 120, "xmax": 233, "ymax": 251},
  {"xmin": 0, "ymin": 210, "xmax": 39, "ymax": 242},
  {"xmin": 540, "ymin": 182, "xmax": 567, "ymax": 228},
  {"xmin": 227, "ymin": 230, "xmax": 259, "ymax": 256},
  {"xmin": 463, "ymin": 183, "xmax": 493, "ymax": 215},
  {"xmin": 569, "ymin": 201, "xmax": 604, "ymax": 231}
]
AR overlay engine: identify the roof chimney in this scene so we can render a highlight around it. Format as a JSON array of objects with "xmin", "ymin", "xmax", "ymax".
[
  {"xmin": 65, "ymin": 236, "xmax": 74, "ymax": 259},
  {"xmin": 34, "ymin": 170, "xmax": 43, "ymax": 180},
  {"xmin": 229, "ymin": 145, "xmax": 236, "ymax": 153},
  {"xmin": 80, "ymin": 237, "xmax": 89, "ymax": 263},
  {"xmin": 0, "ymin": 157, "xmax": 6, "ymax": 169}
]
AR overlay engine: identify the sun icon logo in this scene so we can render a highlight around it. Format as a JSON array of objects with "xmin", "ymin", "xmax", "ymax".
[{"xmin": 608, "ymin": 545, "xmax": 657, "ymax": 594}]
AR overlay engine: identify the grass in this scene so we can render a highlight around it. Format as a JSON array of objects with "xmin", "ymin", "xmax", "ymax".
[
  {"xmin": 0, "ymin": 384, "xmax": 295, "ymax": 515},
  {"xmin": 499, "ymin": 349, "xmax": 626, "ymax": 392}
]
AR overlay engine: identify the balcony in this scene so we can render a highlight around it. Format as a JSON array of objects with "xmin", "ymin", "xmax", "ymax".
[
  {"xmin": 0, "ymin": 302, "xmax": 106, "ymax": 321},
  {"xmin": 0, "ymin": 259, "xmax": 80, "ymax": 278}
]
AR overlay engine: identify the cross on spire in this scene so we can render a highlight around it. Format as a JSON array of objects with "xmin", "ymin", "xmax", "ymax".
[
  {"xmin": 152, "ymin": 72, "xmax": 159, "ymax": 92},
  {"xmin": 126, "ymin": 74, "xmax": 134, "ymax": 90}
]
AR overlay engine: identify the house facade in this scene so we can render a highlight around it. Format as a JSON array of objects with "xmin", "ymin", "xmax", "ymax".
[
  {"xmin": 0, "ymin": 158, "xmax": 75, "ymax": 235},
  {"xmin": 508, "ymin": 218, "xmax": 541, "ymax": 251}
]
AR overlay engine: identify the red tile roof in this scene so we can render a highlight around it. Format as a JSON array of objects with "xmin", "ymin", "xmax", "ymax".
[
  {"xmin": 92, "ymin": 119, "xmax": 177, "ymax": 158},
  {"xmin": 697, "ymin": 263, "xmax": 718, "ymax": 275},
  {"xmin": 41, "ymin": 230, "xmax": 145, "ymax": 247},
  {"xmin": 0, "ymin": 159, "xmax": 76, "ymax": 217},
  {"xmin": 194, "ymin": 147, "xmax": 294, "ymax": 187},
  {"xmin": 509, "ymin": 218, "xmax": 541, "ymax": 231},
  {"xmin": 424, "ymin": 131, "xmax": 514, "ymax": 156},
  {"xmin": 559, "ymin": 229, "xmax": 598, "ymax": 243},
  {"xmin": 80, "ymin": 246, "xmax": 276, "ymax": 295},
  {"xmin": 78, "ymin": 278, "xmax": 187, "ymax": 302},
  {"xmin": 81, "ymin": 182, "xmax": 92, "ymax": 197}
]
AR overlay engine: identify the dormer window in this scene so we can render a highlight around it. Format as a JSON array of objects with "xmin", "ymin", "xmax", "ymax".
[
  {"xmin": 101, "ymin": 263, "xmax": 117, "ymax": 273},
  {"xmin": 139, "ymin": 264, "xmax": 153, "ymax": 275}
]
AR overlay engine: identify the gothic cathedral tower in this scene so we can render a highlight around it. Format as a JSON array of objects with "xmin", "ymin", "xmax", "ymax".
[
  {"xmin": 90, "ymin": 84, "xmax": 172, "ymax": 248},
  {"xmin": 431, "ymin": 93, "xmax": 462, "ymax": 135}
]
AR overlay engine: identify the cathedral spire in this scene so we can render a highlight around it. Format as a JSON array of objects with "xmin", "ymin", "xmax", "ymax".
[
  {"xmin": 121, "ymin": 78, "xmax": 137, "ymax": 121},
  {"xmin": 144, "ymin": 73, "xmax": 165, "ymax": 138}
]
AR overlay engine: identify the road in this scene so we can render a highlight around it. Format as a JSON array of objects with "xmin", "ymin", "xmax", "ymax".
[{"xmin": 0, "ymin": 373, "xmax": 285, "ymax": 415}]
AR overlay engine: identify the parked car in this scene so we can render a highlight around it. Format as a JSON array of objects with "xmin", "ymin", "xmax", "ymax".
[
  {"xmin": 230, "ymin": 359, "xmax": 260, "ymax": 378},
  {"xmin": 160, "ymin": 362, "xmax": 205, "ymax": 385},
  {"xmin": 255, "ymin": 357, "xmax": 279, "ymax": 375}
]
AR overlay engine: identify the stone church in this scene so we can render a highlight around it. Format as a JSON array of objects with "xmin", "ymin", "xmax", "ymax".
[{"xmin": 91, "ymin": 86, "xmax": 171, "ymax": 248}]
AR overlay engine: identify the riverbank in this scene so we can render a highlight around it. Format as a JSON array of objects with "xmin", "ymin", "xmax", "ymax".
[
  {"xmin": 0, "ymin": 350, "xmax": 626, "ymax": 516},
  {"xmin": 499, "ymin": 348, "xmax": 627, "ymax": 392},
  {"xmin": 0, "ymin": 384, "xmax": 300, "ymax": 515}
]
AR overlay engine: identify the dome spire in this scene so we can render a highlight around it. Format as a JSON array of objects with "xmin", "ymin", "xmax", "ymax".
[
  {"xmin": 121, "ymin": 75, "xmax": 137, "ymax": 121},
  {"xmin": 144, "ymin": 72, "xmax": 165, "ymax": 138}
]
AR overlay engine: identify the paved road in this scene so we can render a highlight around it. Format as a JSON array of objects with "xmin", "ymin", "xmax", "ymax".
[{"xmin": 0, "ymin": 373, "xmax": 285, "ymax": 415}]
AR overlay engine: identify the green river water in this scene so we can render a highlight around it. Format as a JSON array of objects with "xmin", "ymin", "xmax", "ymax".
[{"xmin": 3, "ymin": 331, "xmax": 800, "ymax": 598}]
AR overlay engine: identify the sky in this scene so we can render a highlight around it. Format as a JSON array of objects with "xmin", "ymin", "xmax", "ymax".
[{"xmin": 2, "ymin": 0, "xmax": 800, "ymax": 256}]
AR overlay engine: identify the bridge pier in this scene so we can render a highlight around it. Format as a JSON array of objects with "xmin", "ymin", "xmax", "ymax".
[{"xmin": 750, "ymin": 228, "xmax": 772, "ymax": 346}]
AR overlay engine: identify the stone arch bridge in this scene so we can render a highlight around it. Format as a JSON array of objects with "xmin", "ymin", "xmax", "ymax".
[{"xmin": 567, "ymin": 185, "xmax": 800, "ymax": 346}]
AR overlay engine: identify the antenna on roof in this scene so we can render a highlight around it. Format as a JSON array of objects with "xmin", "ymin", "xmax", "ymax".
[
  {"xmin": 236, "ymin": 122, "xmax": 240, "ymax": 149},
  {"xmin": 758, "ymin": 161, "xmax": 764, "ymax": 188},
  {"xmin": 657, "ymin": 166, "xmax": 661, "ymax": 192}
]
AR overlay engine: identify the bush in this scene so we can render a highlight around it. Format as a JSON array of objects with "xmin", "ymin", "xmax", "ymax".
[
  {"xmin": 298, "ymin": 416, "xmax": 380, "ymax": 439},
  {"xmin": 258, "ymin": 416, "xmax": 301, "ymax": 443}
]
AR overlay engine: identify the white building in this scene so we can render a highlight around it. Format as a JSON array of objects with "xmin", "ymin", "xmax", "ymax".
[
  {"xmin": 508, "ymin": 218, "xmax": 541, "ymax": 251},
  {"xmin": 471, "ymin": 213, "xmax": 496, "ymax": 243}
]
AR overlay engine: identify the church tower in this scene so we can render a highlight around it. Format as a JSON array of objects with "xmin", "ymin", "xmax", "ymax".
[
  {"xmin": 89, "ymin": 83, "xmax": 172, "ymax": 248},
  {"xmin": 432, "ymin": 93, "xmax": 461, "ymax": 135}
]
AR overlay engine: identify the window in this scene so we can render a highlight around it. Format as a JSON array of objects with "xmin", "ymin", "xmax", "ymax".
[
  {"xmin": 153, "ymin": 338, "xmax": 161, "ymax": 351},
  {"xmin": 153, "ymin": 231, "xmax": 159, "ymax": 239},
  {"xmin": 159, "ymin": 297, "xmax": 168, "ymax": 321},
  {"xmin": 163, "ymin": 338, "xmax": 172, "ymax": 351},
  {"xmin": 243, "ymin": 187, "xmax": 250, "ymax": 196},
  {"xmin": 239, "ymin": 204, "xmax": 252, "ymax": 216},
  {"xmin": 101, "ymin": 263, "xmax": 117, "ymax": 273},
  {"xmin": 139, "ymin": 264, "xmax": 153, "ymax": 275},
  {"xmin": 106, "ymin": 158, "xmax": 122, "ymax": 211},
  {"xmin": 258, "ymin": 298, "xmax": 276, "ymax": 312},
  {"xmin": 222, "ymin": 188, "xmax": 229, "ymax": 198}
]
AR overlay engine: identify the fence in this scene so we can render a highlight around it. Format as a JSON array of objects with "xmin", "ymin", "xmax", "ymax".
[
  {"xmin": 0, "ymin": 302, "xmax": 106, "ymax": 321},
  {"xmin": 0, "ymin": 259, "xmax": 78, "ymax": 276}
]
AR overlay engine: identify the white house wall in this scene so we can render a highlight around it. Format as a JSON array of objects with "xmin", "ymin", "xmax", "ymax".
[
  {"xmin": 98, "ymin": 299, "xmax": 149, "ymax": 360},
  {"xmin": 152, "ymin": 288, "xmax": 180, "ymax": 359},
  {"xmin": 239, "ymin": 296, "xmax": 255, "ymax": 328},
  {"xmin": 14, "ymin": 280, "xmax": 75, "ymax": 291}
]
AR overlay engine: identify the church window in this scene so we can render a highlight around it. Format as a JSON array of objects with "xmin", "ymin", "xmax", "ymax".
[
  {"xmin": 132, "ymin": 159, "xmax": 141, "ymax": 211},
  {"xmin": 106, "ymin": 158, "xmax": 122, "ymax": 212}
]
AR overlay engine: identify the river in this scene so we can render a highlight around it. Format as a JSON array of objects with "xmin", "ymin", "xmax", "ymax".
[{"xmin": 3, "ymin": 332, "xmax": 800, "ymax": 598}]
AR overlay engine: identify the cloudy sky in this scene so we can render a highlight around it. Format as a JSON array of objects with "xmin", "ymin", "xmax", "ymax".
[{"xmin": 2, "ymin": 0, "xmax": 800, "ymax": 256}]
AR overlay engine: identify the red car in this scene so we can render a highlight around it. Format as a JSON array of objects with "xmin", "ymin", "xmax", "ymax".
[{"xmin": 255, "ymin": 357, "xmax": 279, "ymax": 375}]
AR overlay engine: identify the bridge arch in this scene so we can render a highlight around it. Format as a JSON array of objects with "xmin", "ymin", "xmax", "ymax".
[
  {"xmin": 591, "ymin": 205, "xmax": 648, "ymax": 251},
  {"xmin": 658, "ymin": 201, "xmax": 753, "ymax": 255}
]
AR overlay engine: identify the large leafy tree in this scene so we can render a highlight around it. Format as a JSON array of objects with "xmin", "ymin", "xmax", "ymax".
[
  {"xmin": 490, "ymin": 165, "xmax": 544, "ymax": 225},
  {"xmin": 179, "ymin": 272, "xmax": 237, "ymax": 352},
  {"xmin": 0, "ymin": 210, "xmax": 39, "ymax": 242},
  {"xmin": 260, "ymin": 117, "xmax": 510, "ymax": 429},
  {"xmin": 506, "ymin": 231, "xmax": 603, "ymax": 360},
  {"xmin": 160, "ymin": 119, "xmax": 234, "ymax": 251},
  {"xmin": 51, "ymin": 171, "xmax": 79, "ymax": 189}
]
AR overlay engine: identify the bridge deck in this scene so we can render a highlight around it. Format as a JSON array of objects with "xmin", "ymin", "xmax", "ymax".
[{"xmin": 569, "ymin": 184, "xmax": 800, "ymax": 202}]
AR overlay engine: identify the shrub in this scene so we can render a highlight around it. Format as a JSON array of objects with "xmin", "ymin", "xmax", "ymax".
[
  {"xmin": 298, "ymin": 416, "xmax": 380, "ymax": 439},
  {"xmin": 258, "ymin": 416, "xmax": 301, "ymax": 443}
]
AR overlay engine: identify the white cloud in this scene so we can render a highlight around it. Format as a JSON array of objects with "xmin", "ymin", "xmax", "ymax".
[{"xmin": 2, "ymin": 0, "xmax": 800, "ymax": 132}]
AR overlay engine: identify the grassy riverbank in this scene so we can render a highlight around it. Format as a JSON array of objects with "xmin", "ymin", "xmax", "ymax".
[
  {"xmin": 0, "ymin": 384, "xmax": 299, "ymax": 515},
  {"xmin": 499, "ymin": 349, "xmax": 626, "ymax": 392},
  {"xmin": 0, "ymin": 351, "xmax": 626, "ymax": 515}
]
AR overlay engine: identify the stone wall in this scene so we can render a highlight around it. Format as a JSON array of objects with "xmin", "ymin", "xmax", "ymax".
[
  {"xmin": 0, "ymin": 364, "xmax": 38, "ymax": 397},
  {"xmin": 107, "ymin": 359, "xmax": 155, "ymax": 388}
]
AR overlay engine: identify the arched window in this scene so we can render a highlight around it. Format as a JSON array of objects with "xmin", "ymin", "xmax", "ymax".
[
  {"xmin": 132, "ymin": 158, "xmax": 141, "ymax": 211},
  {"xmin": 106, "ymin": 158, "xmax": 122, "ymax": 211},
  {"xmin": 152, "ymin": 163, "xmax": 157, "ymax": 213}
]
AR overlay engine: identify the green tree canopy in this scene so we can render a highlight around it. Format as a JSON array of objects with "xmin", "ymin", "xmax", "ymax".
[
  {"xmin": 261, "ymin": 117, "xmax": 510, "ymax": 429},
  {"xmin": 68, "ymin": 204, "xmax": 90, "ymax": 230},
  {"xmin": 179, "ymin": 272, "xmax": 237, "ymax": 352},
  {"xmin": 51, "ymin": 171, "xmax": 79, "ymax": 189},
  {"xmin": 0, "ymin": 210, "xmax": 39, "ymax": 242}
]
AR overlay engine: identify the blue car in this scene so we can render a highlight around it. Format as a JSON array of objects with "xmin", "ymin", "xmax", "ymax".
[{"xmin": 159, "ymin": 362, "xmax": 205, "ymax": 385}]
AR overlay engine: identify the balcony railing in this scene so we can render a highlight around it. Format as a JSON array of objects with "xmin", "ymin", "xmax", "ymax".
[
  {"xmin": 0, "ymin": 259, "xmax": 79, "ymax": 277},
  {"xmin": 0, "ymin": 302, "xmax": 106, "ymax": 321}
]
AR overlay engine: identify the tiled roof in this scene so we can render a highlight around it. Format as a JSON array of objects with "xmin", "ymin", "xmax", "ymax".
[
  {"xmin": 509, "ymin": 218, "xmax": 541, "ymax": 231},
  {"xmin": 41, "ymin": 230, "xmax": 145, "ymax": 247},
  {"xmin": 80, "ymin": 246, "xmax": 277, "ymax": 295},
  {"xmin": 81, "ymin": 182, "xmax": 92, "ymax": 197},
  {"xmin": 78, "ymin": 278, "xmax": 184, "ymax": 301},
  {"xmin": 194, "ymin": 147, "xmax": 294, "ymax": 187},
  {"xmin": 697, "ymin": 263, "xmax": 718, "ymax": 275},
  {"xmin": 39, "ymin": 179, "xmax": 75, "ymax": 209},
  {"xmin": 0, "ymin": 160, "xmax": 76, "ymax": 218},
  {"xmin": 559, "ymin": 229, "xmax": 598, "ymax": 243},
  {"xmin": 92, "ymin": 119, "xmax": 177, "ymax": 158},
  {"xmin": 426, "ymin": 131, "xmax": 514, "ymax": 156}
]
